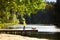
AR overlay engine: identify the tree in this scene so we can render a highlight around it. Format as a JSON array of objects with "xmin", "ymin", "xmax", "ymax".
[
  {"xmin": 17, "ymin": 0, "xmax": 46, "ymax": 24},
  {"xmin": 54, "ymin": 0, "xmax": 60, "ymax": 28},
  {"xmin": 0, "ymin": 0, "xmax": 19, "ymax": 28},
  {"xmin": 0, "ymin": 0, "xmax": 46, "ymax": 28}
]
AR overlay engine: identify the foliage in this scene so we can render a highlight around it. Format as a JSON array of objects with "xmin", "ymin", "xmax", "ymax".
[
  {"xmin": 0, "ymin": 0, "xmax": 46, "ymax": 28},
  {"xmin": 0, "ymin": 0, "xmax": 19, "ymax": 28},
  {"xmin": 17, "ymin": 0, "xmax": 46, "ymax": 24},
  {"xmin": 17, "ymin": 0, "xmax": 46, "ymax": 16}
]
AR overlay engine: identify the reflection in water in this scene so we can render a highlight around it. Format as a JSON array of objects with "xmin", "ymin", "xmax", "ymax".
[{"xmin": 40, "ymin": 32, "xmax": 60, "ymax": 40}]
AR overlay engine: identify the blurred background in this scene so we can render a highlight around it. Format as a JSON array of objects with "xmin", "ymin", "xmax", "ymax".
[{"xmin": 0, "ymin": 0, "xmax": 60, "ymax": 40}]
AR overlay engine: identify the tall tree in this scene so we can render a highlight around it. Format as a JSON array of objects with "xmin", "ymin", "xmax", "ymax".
[
  {"xmin": 17, "ymin": 0, "xmax": 46, "ymax": 24},
  {"xmin": 0, "ymin": 0, "xmax": 46, "ymax": 28}
]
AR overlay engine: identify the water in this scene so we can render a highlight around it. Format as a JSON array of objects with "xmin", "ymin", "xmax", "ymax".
[
  {"xmin": 8, "ymin": 24, "xmax": 60, "ymax": 32},
  {"xmin": 3, "ymin": 24, "xmax": 60, "ymax": 40}
]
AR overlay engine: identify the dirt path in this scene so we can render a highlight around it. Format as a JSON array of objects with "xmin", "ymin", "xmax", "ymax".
[{"xmin": 0, "ymin": 34, "xmax": 48, "ymax": 40}]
